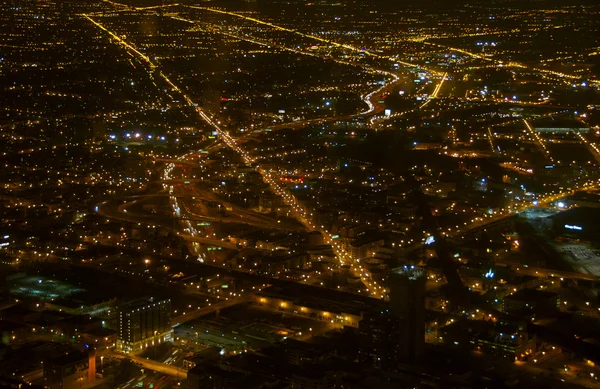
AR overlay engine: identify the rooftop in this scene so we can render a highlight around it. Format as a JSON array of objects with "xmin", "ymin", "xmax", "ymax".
[{"xmin": 504, "ymin": 288, "xmax": 558, "ymax": 302}]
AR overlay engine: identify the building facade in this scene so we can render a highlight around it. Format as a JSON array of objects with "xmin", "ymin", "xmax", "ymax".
[
  {"xmin": 43, "ymin": 349, "xmax": 95, "ymax": 389},
  {"xmin": 389, "ymin": 266, "xmax": 426, "ymax": 363},
  {"xmin": 117, "ymin": 298, "xmax": 173, "ymax": 353}
]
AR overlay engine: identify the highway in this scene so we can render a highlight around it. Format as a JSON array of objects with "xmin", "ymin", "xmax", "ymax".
[
  {"xmin": 95, "ymin": 200, "xmax": 238, "ymax": 249},
  {"xmin": 418, "ymin": 72, "xmax": 447, "ymax": 109}
]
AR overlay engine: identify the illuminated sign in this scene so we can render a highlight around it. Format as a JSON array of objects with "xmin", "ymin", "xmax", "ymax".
[
  {"xmin": 331, "ymin": 235, "xmax": 339, "ymax": 239},
  {"xmin": 425, "ymin": 236, "xmax": 435, "ymax": 245},
  {"xmin": 565, "ymin": 224, "xmax": 582, "ymax": 231}
]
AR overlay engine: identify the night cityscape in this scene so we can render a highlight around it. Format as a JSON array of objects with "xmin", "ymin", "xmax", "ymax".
[{"xmin": 1, "ymin": 0, "xmax": 600, "ymax": 387}]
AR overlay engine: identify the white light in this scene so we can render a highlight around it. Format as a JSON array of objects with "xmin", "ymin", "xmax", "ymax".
[{"xmin": 565, "ymin": 224, "xmax": 582, "ymax": 231}]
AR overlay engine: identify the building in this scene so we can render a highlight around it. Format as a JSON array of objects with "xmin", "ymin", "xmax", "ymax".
[
  {"xmin": 502, "ymin": 288, "xmax": 560, "ymax": 318},
  {"xmin": 258, "ymin": 193, "xmax": 280, "ymax": 213},
  {"xmin": 117, "ymin": 298, "xmax": 173, "ymax": 353},
  {"xmin": 357, "ymin": 309, "xmax": 399, "ymax": 369},
  {"xmin": 440, "ymin": 318, "xmax": 535, "ymax": 361},
  {"xmin": 291, "ymin": 366, "xmax": 338, "ymax": 389},
  {"xmin": 389, "ymin": 266, "xmax": 426, "ymax": 362},
  {"xmin": 253, "ymin": 284, "xmax": 376, "ymax": 329},
  {"xmin": 43, "ymin": 348, "xmax": 96, "ymax": 389},
  {"xmin": 307, "ymin": 231, "xmax": 324, "ymax": 247},
  {"xmin": 346, "ymin": 237, "xmax": 384, "ymax": 262},
  {"xmin": 551, "ymin": 207, "xmax": 600, "ymax": 241}
]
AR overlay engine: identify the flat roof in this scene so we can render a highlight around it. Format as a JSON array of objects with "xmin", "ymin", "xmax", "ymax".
[
  {"xmin": 257, "ymin": 284, "xmax": 382, "ymax": 316},
  {"xmin": 504, "ymin": 288, "xmax": 558, "ymax": 302},
  {"xmin": 46, "ymin": 350, "xmax": 87, "ymax": 367}
]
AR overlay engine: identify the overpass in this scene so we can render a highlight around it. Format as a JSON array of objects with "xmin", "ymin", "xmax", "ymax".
[
  {"xmin": 179, "ymin": 234, "xmax": 238, "ymax": 250},
  {"xmin": 171, "ymin": 294, "xmax": 254, "ymax": 326},
  {"xmin": 153, "ymin": 158, "xmax": 201, "ymax": 167},
  {"xmin": 497, "ymin": 262, "xmax": 600, "ymax": 282},
  {"xmin": 107, "ymin": 352, "xmax": 187, "ymax": 379}
]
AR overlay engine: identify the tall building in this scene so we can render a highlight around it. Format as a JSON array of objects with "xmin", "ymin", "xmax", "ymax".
[
  {"xmin": 117, "ymin": 297, "xmax": 173, "ymax": 353},
  {"xmin": 389, "ymin": 266, "xmax": 426, "ymax": 363},
  {"xmin": 357, "ymin": 309, "xmax": 399, "ymax": 369}
]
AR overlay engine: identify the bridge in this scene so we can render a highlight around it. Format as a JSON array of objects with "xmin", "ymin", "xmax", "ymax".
[
  {"xmin": 498, "ymin": 262, "xmax": 600, "ymax": 282},
  {"xmin": 106, "ymin": 352, "xmax": 187, "ymax": 379},
  {"xmin": 171, "ymin": 294, "xmax": 254, "ymax": 326}
]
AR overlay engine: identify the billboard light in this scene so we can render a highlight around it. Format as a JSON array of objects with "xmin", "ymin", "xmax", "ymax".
[{"xmin": 565, "ymin": 224, "xmax": 582, "ymax": 231}]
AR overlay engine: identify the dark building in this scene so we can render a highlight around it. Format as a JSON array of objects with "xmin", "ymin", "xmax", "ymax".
[
  {"xmin": 440, "ymin": 318, "xmax": 535, "ymax": 361},
  {"xmin": 43, "ymin": 349, "xmax": 96, "ymax": 389},
  {"xmin": 357, "ymin": 309, "xmax": 399, "ymax": 369},
  {"xmin": 186, "ymin": 364, "xmax": 278, "ymax": 389},
  {"xmin": 117, "ymin": 297, "xmax": 172, "ymax": 353},
  {"xmin": 502, "ymin": 288, "xmax": 560, "ymax": 318},
  {"xmin": 389, "ymin": 266, "xmax": 426, "ymax": 363},
  {"xmin": 291, "ymin": 366, "xmax": 338, "ymax": 389},
  {"xmin": 307, "ymin": 231, "xmax": 324, "ymax": 247},
  {"xmin": 258, "ymin": 193, "xmax": 280, "ymax": 212},
  {"xmin": 551, "ymin": 207, "xmax": 600, "ymax": 241}
]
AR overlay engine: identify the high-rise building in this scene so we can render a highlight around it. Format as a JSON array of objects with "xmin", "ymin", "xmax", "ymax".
[
  {"xmin": 117, "ymin": 297, "xmax": 172, "ymax": 353},
  {"xmin": 389, "ymin": 266, "xmax": 426, "ymax": 363},
  {"xmin": 357, "ymin": 309, "xmax": 399, "ymax": 369}
]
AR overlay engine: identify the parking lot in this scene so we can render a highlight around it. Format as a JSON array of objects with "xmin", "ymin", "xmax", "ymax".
[{"xmin": 556, "ymin": 243, "xmax": 600, "ymax": 276}]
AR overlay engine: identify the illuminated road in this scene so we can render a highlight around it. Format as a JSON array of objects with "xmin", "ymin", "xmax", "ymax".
[
  {"xmin": 400, "ymin": 180, "xmax": 600, "ymax": 256},
  {"xmin": 418, "ymin": 72, "xmax": 447, "ymax": 109},
  {"xmin": 575, "ymin": 131, "xmax": 600, "ymax": 165},
  {"xmin": 166, "ymin": 12, "xmax": 401, "ymax": 131},
  {"xmin": 78, "ymin": 11, "xmax": 390, "ymax": 297},
  {"xmin": 417, "ymin": 40, "xmax": 598, "ymax": 87},
  {"xmin": 108, "ymin": 352, "xmax": 187, "ymax": 379},
  {"xmin": 524, "ymin": 119, "xmax": 554, "ymax": 163},
  {"xmin": 499, "ymin": 263, "xmax": 600, "ymax": 282},
  {"xmin": 171, "ymin": 294, "xmax": 254, "ymax": 326},
  {"xmin": 190, "ymin": 6, "xmax": 432, "ymax": 73}
]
